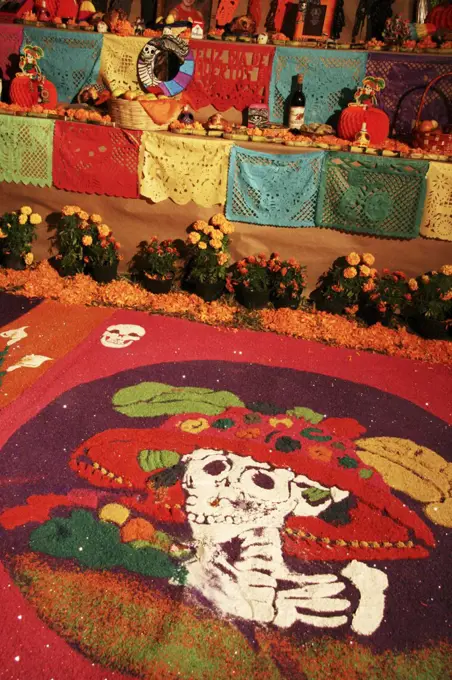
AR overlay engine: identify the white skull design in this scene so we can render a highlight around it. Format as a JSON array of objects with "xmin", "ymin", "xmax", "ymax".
[
  {"xmin": 100, "ymin": 324, "xmax": 146, "ymax": 349},
  {"xmin": 182, "ymin": 449, "xmax": 388, "ymax": 635}
]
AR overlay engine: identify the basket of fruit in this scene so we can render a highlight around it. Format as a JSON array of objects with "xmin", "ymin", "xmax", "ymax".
[
  {"xmin": 109, "ymin": 90, "xmax": 182, "ymax": 131},
  {"xmin": 412, "ymin": 72, "xmax": 452, "ymax": 154}
]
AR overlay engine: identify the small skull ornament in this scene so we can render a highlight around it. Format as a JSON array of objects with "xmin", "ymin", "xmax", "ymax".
[
  {"xmin": 257, "ymin": 33, "xmax": 268, "ymax": 45},
  {"xmin": 100, "ymin": 324, "xmax": 146, "ymax": 349}
]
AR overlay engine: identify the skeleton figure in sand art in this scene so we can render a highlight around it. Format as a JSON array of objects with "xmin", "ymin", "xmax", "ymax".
[
  {"xmin": 100, "ymin": 324, "xmax": 146, "ymax": 349},
  {"xmin": 62, "ymin": 382, "xmax": 439, "ymax": 638}
]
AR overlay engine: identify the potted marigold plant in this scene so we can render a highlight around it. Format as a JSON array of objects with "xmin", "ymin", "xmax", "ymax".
[
  {"xmin": 310, "ymin": 252, "xmax": 376, "ymax": 316},
  {"xmin": 227, "ymin": 253, "xmax": 271, "ymax": 309},
  {"xmin": 132, "ymin": 238, "xmax": 180, "ymax": 294},
  {"xmin": 185, "ymin": 214, "xmax": 234, "ymax": 302},
  {"xmin": 0, "ymin": 206, "xmax": 41, "ymax": 270},
  {"xmin": 53, "ymin": 205, "xmax": 87, "ymax": 276},
  {"xmin": 268, "ymin": 252, "xmax": 307, "ymax": 309},
  {"xmin": 82, "ymin": 218, "xmax": 121, "ymax": 284},
  {"xmin": 360, "ymin": 269, "xmax": 413, "ymax": 327},
  {"xmin": 408, "ymin": 266, "xmax": 452, "ymax": 339}
]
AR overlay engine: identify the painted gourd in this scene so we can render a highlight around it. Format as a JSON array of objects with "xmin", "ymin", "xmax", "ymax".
[{"xmin": 338, "ymin": 106, "xmax": 390, "ymax": 145}]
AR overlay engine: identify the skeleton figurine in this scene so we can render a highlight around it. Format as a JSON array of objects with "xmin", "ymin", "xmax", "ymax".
[
  {"xmin": 100, "ymin": 324, "xmax": 146, "ymax": 349},
  {"xmin": 182, "ymin": 449, "xmax": 388, "ymax": 634}
]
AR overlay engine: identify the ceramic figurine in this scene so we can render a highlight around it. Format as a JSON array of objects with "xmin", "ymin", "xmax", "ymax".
[
  {"xmin": 354, "ymin": 122, "xmax": 370, "ymax": 147},
  {"xmin": 352, "ymin": 76, "xmax": 386, "ymax": 107},
  {"xmin": 257, "ymin": 33, "xmax": 268, "ymax": 44},
  {"xmin": 134, "ymin": 17, "xmax": 145, "ymax": 35},
  {"xmin": 178, "ymin": 104, "xmax": 195, "ymax": 125}
]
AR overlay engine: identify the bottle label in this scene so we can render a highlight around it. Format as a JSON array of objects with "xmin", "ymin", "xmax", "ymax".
[{"xmin": 289, "ymin": 106, "xmax": 305, "ymax": 128}]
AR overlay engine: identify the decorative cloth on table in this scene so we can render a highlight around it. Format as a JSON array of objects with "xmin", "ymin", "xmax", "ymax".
[
  {"xmin": 0, "ymin": 24, "xmax": 23, "ymax": 82},
  {"xmin": 420, "ymin": 161, "xmax": 452, "ymax": 242},
  {"xmin": 100, "ymin": 35, "xmax": 149, "ymax": 94},
  {"xmin": 140, "ymin": 132, "xmax": 233, "ymax": 206},
  {"xmin": 21, "ymin": 27, "xmax": 102, "ymax": 103},
  {"xmin": 315, "ymin": 152, "xmax": 428, "ymax": 239},
  {"xmin": 225, "ymin": 146, "xmax": 324, "ymax": 227},
  {"xmin": 0, "ymin": 116, "xmax": 54, "ymax": 187},
  {"xmin": 366, "ymin": 53, "xmax": 452, "ymax": 138},
  {"xmin": 269, "ymin": 48, "xmax": 367, "ymax": 125},
  {"xmin": 185, "ymin": 42, "xmax": 275, "ymax": 112},
  {"xmin": 53, "ymin": 121, "xmax": 142, "ymax": 198}
]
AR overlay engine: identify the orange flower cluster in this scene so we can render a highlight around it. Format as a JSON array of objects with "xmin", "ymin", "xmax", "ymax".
[{"xmin": 0, "ymin": 102, "xmax": 111, "ymax": 124}]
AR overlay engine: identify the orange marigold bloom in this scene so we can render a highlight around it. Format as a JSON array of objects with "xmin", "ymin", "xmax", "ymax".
[
  {"xmin": 408, "ymin": 278, "xmax": 418, "ymax": 291},
  {"xmin": 362, "ymin": 252, "xmax": 375, "ymax": 266},
  {"xmin": 359, "ymin": 265, "xmax": 371, "ymax": 277},
  {"xmin": 440, "ymin": 265, "xmax": 452, "ymax": 276},
  {"xmin": 346, "ymin": 252, "xmax": 361, "ymax": 266},
  {"xmin": 343, "ymin": 267, "xmax": 357, "ymax": 279}
]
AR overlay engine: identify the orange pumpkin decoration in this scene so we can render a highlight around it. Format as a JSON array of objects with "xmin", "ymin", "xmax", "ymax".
[{"xmin": 338, "ymin": 106, "xmax": 390, "ymax": 145}]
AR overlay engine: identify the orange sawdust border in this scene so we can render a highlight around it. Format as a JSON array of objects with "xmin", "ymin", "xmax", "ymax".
[{"xmin": 0, "ymin": 261, "xmax": 451, "ymax": 366}]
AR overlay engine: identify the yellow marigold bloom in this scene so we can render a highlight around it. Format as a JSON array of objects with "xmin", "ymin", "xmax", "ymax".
[
  {"xmin": 19, "ymin": 214, "xmax": 28, "ymax": 225},
  {"xmin": 198, "ymin": 241, "xmax": 207, "ymax": 250},
  {"xmin": 90, "ymin": 214, "xmax": 102, "ymax": 224},
  {"xmin": 441, "ymin": 290, "xmax": 452, "ymax": 301},
  {"xmin": 0, "ymin": 229, "xmax": 6, "ymax": 238},
  {"xmin": 24, "ymin": 252, "xmax": 34, "ymax": 265},
  {"xmin": 192, "ymin": 220, "xmax": 208, "ymax": 232},
  {"xmin": 82, "ymin": 235, "xmax": 93, "ymax": 246},
  {"xmin": 220, "ymin": 221, "xmax": 234, "ymax": 234},
  {"xmin": 440, "ymin": 265, "xmax": 452, "ymax": 276},
  {"xmin": 203, "ymin": 224, "xmax": 214, "ymax": 235},
  {"xmin": 408, "ymin": 278, "xmax": 418, "ymax": 291},
  {"xmin": 30, "ymin": 213, "xmax": 42, "ymax": 225},
  {"xmin": 343, "ymin": 266, "xmax": 358, "ymax": 279},
  {"xmin": 421, "ymin": 275, "xmax": 430, "ymax": 284},
  {"xmin": 210, "ymin": 213, "xmax": 227, "ymax": 227},
  {"xmin": 62, "ymin": 206, "xmax": 75, "ymax": 216},
  {"xmin": 78, "ymin": 210, "xmax": 89, "ymax": 221},
  {"xmin": 217, "ymin": 252, "xmax": 228, "ymax": 265},
  {"xmin": 213, "ymin": 229, "xmax": 224, "ymax": 240},
  {"xmin": 346, "ymin": 252, "xmax": 360, "ymax": 266},
  {"xmin": 80, "ymin": 220, "xmax": 89, "ymax": 230},
  {"xmin": 362, "ymin": 252, "xmax": 375, "ymax": 266},
  {"xmin": 98, "ymin": 224, "xmax": 110, "ymax": 238},
  {"xmin": 359, "ymin": 264, "xmax": 371, "ymax": 277},
  {"xmin": 209, "ymin": 239, "xmax": 222, "ymax": 249},
  {"xmin": 20, "ymin": 206, "xmax": 32, "ymax": 216},
  {"xmin": 188, "ymin": 231, "xmax": 201, "ymax": 244},
  {"xmin": 369, "ymin": 268, "xmax": 378, "ymax": 278}
]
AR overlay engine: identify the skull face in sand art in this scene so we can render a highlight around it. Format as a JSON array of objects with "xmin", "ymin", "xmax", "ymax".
[{"xmin": 100, "ymin": 324, "xmax": 146, "ymax": 349}]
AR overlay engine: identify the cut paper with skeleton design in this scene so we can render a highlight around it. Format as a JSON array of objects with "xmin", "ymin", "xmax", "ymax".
[
  {"xmin": 0, "ymin": 326, "xmax": 28, "ymax": 347},
  {"xmin": 100, "ymin": 324, "xmax": 146, "ymax": 349},
  {"xmin": 49, "ymin": 382, "xmax": 442, "ymax": 642}
]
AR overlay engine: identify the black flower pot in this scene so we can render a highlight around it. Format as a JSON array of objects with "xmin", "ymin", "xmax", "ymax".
[
  {"xmin": 358, "ymin": 305, "xmax": 394, "ymax": 327},
  {"xmin": 313, "ymin": 296, "xmax": 347, "ymax": 315},
  {"xmin": 194, "ymin": 279, "xmax": 225, "ymax": 302},
  {"xmin": 1, "ymin": 253, "xmax": 26, "ymax": 270},
  {"xmin": 236, "ymin": 285, "xmax": 270, "ymax": 310},
  {"xmin": 49, "ymin": 256, "xmax": 83, "ymax": 278},
  {"xmin": 88, "ymin": 261, "xmax": 118, "ymax": 284},
  {"xmin": 141, "ymin": 274, "xmax": 174, "ymax": 294},
  {"xmin": 272, "ymin": 292, "xmax": 301, "ymax": 310},
  {"xmin": 408, "ymin": 315, "xmax": 451, "ymax": 340}
]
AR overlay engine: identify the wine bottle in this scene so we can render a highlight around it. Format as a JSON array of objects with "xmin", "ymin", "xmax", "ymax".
[{"xmin": 289, "ymin": 74, "xmax": 306, "ymax": 130}]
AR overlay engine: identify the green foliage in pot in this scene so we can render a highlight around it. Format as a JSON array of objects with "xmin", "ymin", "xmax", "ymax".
[
  {"xmin": 131, "ymin": 238, "xmax": 180, "ymax": 281},
  {"xmin": 410, "ymin": 266, "xmax": 452, "ymax": 322},
  {"xmin": 268, "ymin": 252, "xmax": 306, "ymax": 303},
  {"xmin": 0, "ymin": 206, "xmax": 41, "ymax": 266},
  {"xmin": 185, "ymin": 215, "xmax": 234, "ymax": 285},
  {"xmin": 226, "ymin": 253, "xmax": 271, "ymax": 294}
]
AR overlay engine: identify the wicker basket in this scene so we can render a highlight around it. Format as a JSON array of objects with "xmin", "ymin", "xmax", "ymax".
[
  {"xmin": 412, "ymin": 72, "xmax": 452, "ymax": 154},
  {"xmin": 109, "ymin": 98, "xmax": 181, "ymax": 132}
]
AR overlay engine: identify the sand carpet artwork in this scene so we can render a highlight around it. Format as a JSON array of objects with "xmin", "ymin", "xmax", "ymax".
[{"xmin": 0, "ymin": 301, "xmax": 451, "ymax": 679}]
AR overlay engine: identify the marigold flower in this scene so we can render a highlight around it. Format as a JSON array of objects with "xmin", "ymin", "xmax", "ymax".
[
  {"xmin": 346, "ymin": 252, "xmax": 360, "ymax": 266},
  {"xmin": 440, "ymin": 265, "xmax": 452, "ymax": 276},
  {"xmin": 62, "ymin": 206, "xmax": 75, "ymax": 216},
  {"xmin": 78, "ymin": 210, "xmax": 89, "ymax": 221},
  {"xmin": 213, "ymin": 230, "xmax": 224, "ymax": 240},
  {"xmin": 98, "ymin": 224, "xmax": 110, "ymax": 238},
  {"xmin": 24, "ymin": 252, "xmax": 34, "ymax": 266},
  {"xmin": 209, "ymin": 239, "xmax": 221, "ymax": 249},
  {"xmin": 441, "ymin": 290, "xmax": 452, "ymax": 301},
  {"xmin": 217, "ymin": 253, "xmax": 228, "ymax": 266},
  {"xmin": 19, "ymin": 214, "xmax": 28, "ymax": 225},
  {"xmin": 408, "ymin": 278, "xmax": 418, "ymax": 291},
  {"xmin": 198, "ymin": 242, "xmax": 207, "ymax": 250},
  {"xmin": 20, "ymin": 206, "xmax": 32, "ymax": 216},
  {"xmin": 90, "ymin": 214, "xmax": 102, "ymax": 224},
  {"xmin": 188, "ymin": 231, "xmax": 201, "ymax": 244},
  {"xmin": 114, "ymin": 242, "xmax": 121, "ymax": 250},
  {"xmin": 192, "ymin": 220, "xmax": 208, "ymax": 232},
  {"xmin": 421, "ymin": 275, "xmax": 430, "ymax": 284},
  {"xmin": 359, "ymin": 265, "xmax": 371, "ymax": 277},
  {"xmin": 369, "ymin": 268, "xmax": 378, "ymax": 278},
  {"xmin": 30, "ymin": 213, "xmax": 42, "ymax": 225},
  {"xmin": 210, "ymin": 214, "xmax": 227, "ymax": 227},
  {"xmin": 362, "ymin": 280, "xmax": 375, "ymax": 293},
  {"xmin": 220, "ymin": 221, "xmax": 234, "ymax": 234},
  {"xmin": 345, "ymin": 305, "xmax": 359, "ymax": 315},
  {"xmin": 0, "ymin": 229, "xmax": 6, "ymax": 238},
  {"xmin": 82, "ymin": 235, "xmax": 93, "ymax": 246},
  {"xmin": 362, "ymin": 252, "xmax": 375, "ymax": 266},
  {"xmin": 80, "ymin": 221, "xmax": 89, "ymax": 230},
  {"xmin": 343, "ymin": 266, "xmax": 357, "ymax": 279}
]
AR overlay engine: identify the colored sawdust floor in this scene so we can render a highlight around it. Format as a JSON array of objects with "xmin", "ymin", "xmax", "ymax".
[
  {"xmin": 0, "ymin": 296, "xmax": 451, "ymax": 680},
  {"xmin": 0, "ymin": 262, "xmax": 451, "ymax": 366}
]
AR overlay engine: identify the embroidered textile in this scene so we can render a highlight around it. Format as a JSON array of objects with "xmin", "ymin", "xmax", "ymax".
[
  {"xmin": 53, "ymin": 121, "xmax": 142, "ymax": 198},
  {"xmin": 366, "ymin": 53, "xmax": 452, "ymax": 138},
  {"xmin": 226, "ymin": 146, "xmax": 324, "ymax": 227},
  {"xmin": 269, "ymin": 48, "xmax": 367, "ymax": 124},
  {"xmin": 100, "ymin": 34, "xmax": 149, "ymax": 94},
  {"xmin": 420, "ymin": 161, "xmax": 452, "ymax": 242},
  {"xmin": 186, "ymin": 42, "xmax": 275, "ymax": 112},
  {"xmin": 316, "ymin": 152, "xmax": 428, "ymax": 239},
  {"xmin": 0, "ymin": 115, "xmax": 54, "ymax": 187},
  {"xmin": 0, "ymin": 24, "xmax": 23, "ymax": 82},
  {"xmin": 21, "ymin": 28, "xmax": 102, "ymax": 103},
  {"xmin": 140, "ymin": 132, "xmax": 232, "ymax": 206}
]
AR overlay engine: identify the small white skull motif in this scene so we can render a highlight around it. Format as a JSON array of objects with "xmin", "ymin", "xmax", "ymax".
[
  {"xmin": 100, "ymin": 324, "xmax": 146, "ymax": 349},
  {"xmin": 182, "ymin": 449, "xmax": 388, "ymax": 636}
]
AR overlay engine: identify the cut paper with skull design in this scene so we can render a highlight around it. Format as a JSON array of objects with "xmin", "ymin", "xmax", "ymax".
[{"xmin": 100, "ymin": 325, "xmax": 146, "ymax": 349}]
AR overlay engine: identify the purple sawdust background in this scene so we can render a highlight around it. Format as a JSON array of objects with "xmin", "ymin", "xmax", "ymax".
[
  {"xmin": 0, "ymin": 360, "xmax": 451, "ymax": 652},
  {"xmin": 0, "ymin": 292, "xmax": 42, "ymax": 327}
]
